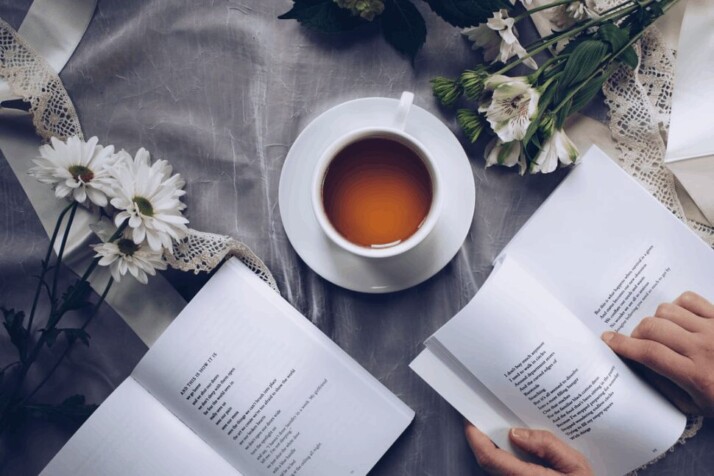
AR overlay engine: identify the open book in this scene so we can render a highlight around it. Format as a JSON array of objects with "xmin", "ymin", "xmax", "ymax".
[
  {"xmin": 43, "ymin": 259, "xmax": 414, "ymax": 475},
  {"xmin": 411, "ymin": 147, "xmax": 714, "ymax": 475}
]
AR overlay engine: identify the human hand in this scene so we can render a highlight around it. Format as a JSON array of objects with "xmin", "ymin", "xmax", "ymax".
[
  {"xmin": 602, "ymin": 291, "xmax": 714, "ymax": 417},
  {"xmin": 465, "ymin": 422, "xmax": 593, "ymax": 475}
]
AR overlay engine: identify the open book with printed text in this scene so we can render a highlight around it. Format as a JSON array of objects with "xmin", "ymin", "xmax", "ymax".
[
  {"xmin": 411, "ymin": 146, "xmax": 714, "ymax": 475},
  {"xmin": 43, "ymin": 259, "xmax": 414, "ymax": 476}
]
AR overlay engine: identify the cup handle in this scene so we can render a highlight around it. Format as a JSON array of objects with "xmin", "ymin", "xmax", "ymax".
[{"xmin": 393, "ymin": 91, "xmax": 414, "ymax": 131}]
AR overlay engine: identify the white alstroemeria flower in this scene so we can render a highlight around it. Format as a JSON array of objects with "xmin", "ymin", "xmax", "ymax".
[
  {"xmin": 485, "ymin": 138, "xmax": 527, "ymax": 175},
  {"xmin": 551, "ymin": 0, "xmax": 600, "ymax": 30},
  {"xmin": 462, "ymin": 25, "xmax": 501, "ymax": 63},
  {"xmin": 567, "ymin": 0, "xmax": 600, "ymax": 20},
  {"xmin": 463, "ymin": 9, "xmax": 537, "ymax": 70},
  {"xmin": 93, "ymin": 237, "xmax": 167, "ymax": 284},
  {"xmin": 110, "ymin": 148, "xmax": 188, "ymax": 252},
  {"xmin": 530, "ymin": 129, "xmax": 580, "ymax": 174},
  {"xmin": 29, "ymin": 136, "xmax": 116, "ymax": 206},
  {"xmin": 492, "ymin": 10, "xmax": 537, "ymax": 69},
  {"xmin": 479, "ymin": 75, "xmax": 541, "ymax": 143}
]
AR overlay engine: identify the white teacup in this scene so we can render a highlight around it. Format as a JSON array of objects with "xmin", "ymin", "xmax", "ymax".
[{"xmin": 311, "ymin": 92, "xmax": 442, "ymax": 259}]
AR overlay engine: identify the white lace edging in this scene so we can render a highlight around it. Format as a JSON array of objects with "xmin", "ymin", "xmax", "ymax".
[
  {"xmin": 603, "ymin": 27, "xmax": 714, "ymax": 246},
  {"xmin": 627, "ymin": 415, "xmax": 703, "ymax": 475},
  {"xmin": 166, "ymin": 229, "xmax": 278, "ymax": 292},
  {"xmin": 0, "ymin": 18, "xmax": 83, "ymax": 141}
]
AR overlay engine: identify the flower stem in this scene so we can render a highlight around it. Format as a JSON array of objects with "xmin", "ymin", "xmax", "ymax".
[
  {"xmin": 50, "ymin": 202, "xmax": 79, "ymax": 310},
  {"xmin": 22, "ymin": 278, "xmax": 114, "ymax": 405},
  {"xmin": 0, "ymin": 361, "xmax": 20, "ymax": 373},
  {"xmin": 26, "ymin": 201, "xmax": 75, "ymax": 343}
]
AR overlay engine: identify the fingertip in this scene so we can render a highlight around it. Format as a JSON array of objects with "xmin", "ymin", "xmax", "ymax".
[
  {"xmin": 601, "ymin": 331, "xmax": 616, "ymax": 344},
  {"xmin": 509, "ymin": 427, "xmax": 529, "ymax": 441}
]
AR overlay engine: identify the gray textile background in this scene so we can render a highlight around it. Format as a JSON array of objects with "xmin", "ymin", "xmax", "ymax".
[{"xmin": 0, "ymin": 0, "xmax": 713, "ymax": 474}]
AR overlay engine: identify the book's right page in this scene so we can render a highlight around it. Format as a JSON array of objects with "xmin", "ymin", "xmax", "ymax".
[
  {"xmin": 501, "ymin": 146, "xmax": 714, "ymax": 336},
  {"xmin": 430, "ymin": 256, "xmax": 686, "ymax": 476}
]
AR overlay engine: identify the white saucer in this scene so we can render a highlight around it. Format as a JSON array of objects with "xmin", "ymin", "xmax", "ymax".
[{"xmin": 278, "ymin": 97, "xmax": 475, "ymax": 293}]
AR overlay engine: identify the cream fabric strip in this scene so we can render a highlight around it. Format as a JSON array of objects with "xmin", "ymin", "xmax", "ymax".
[{"xmin": 0, "ymin": 0, "xmax": 97, "ymax": 101}]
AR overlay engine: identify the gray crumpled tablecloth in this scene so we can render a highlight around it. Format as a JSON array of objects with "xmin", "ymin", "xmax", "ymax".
[{"xmin": 1, "ymin": 0, "xmax": 713, "ymax": 474}]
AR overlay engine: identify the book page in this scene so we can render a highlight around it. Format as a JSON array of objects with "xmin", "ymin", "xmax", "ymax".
[
  {"xmin": 431, "ymin": 257, "xmax": 685, "ymax": 476},
  {"xmin": 410, "ymin": 346, "xmax": 527, "ymax": 456},
  {"xmin": 132, "ymin": 258, "xmax": 413, "ymax": 476},
  {"xmin": 501, "ymin": 146, "xmax": 714, "ymax": 335},
  {"xmin": 41, "ymin": 378, "xmax": 239, "ymax": 475}
]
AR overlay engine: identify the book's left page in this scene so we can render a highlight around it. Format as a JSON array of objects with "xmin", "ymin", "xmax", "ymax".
[
  {"xmin": 41, "ymin": 378, "xmax": 240, "ymax": 475},
  {"xmin": 132, "ymin": 258, "xmax": 414, "ymax": 476}
]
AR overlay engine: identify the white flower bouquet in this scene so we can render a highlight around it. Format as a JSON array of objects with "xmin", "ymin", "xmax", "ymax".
[
  {"xmin": 0, "ymin": 135, "xmax": 188, "ymax": 429},
  {"xmin": 433, "ymin": 0, "xmax": 679, "ymax": 174}
]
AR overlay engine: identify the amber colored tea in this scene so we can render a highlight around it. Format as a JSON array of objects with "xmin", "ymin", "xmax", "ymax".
[{"xmin": 322, "ymin": 138, "xmax": 433, "ymax": 248}]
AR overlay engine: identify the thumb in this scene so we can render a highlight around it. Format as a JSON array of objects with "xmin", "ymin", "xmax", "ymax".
[{"xmin": 509, "ymin": 428, "xmax": 588, "ymax": 473}]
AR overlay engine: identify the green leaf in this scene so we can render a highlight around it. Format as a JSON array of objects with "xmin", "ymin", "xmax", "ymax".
[
  {"xmin": 557, "ymin": 39, "xmax": 608, "ymax": 100},
  {"xmin": 381, "ymin": 0, "xmax": 427, "ymax": 60},
  {"xmin": 60, "ymin": 280, "xmax": 92, "ymax": 313},
  {"xmin": 63, "ymin": 328, "xmax": 91, "ymax": 347},
  {"xmin": 43, "ymin": 327, "xmax": 60, "ymax": 348},
  {"xmin": 423, "ymin": 0, "xmax": 510, "ymax": 28},
  {"xmin": 597, "ymin": 23, "xmax": 638, "ymax": 69},
  {"xmin": 2, "ymin": 307, "xmax": 29, "ymax": 362},
  {"xmin": 597, "ymin": 23, "xmax": 629, "ymax": 52},
  {"xmin": 619, "ymin": 46, "xmax": 638, "ymax": 69},
  {"xmin": 569, "ymin": 74, "xmax": 607, "ymax": 114},
  {"xmin": 278, "ymin": 0, "xmax": 366, "ymax": 33},
  {"xmin": 555, "ymin": 98, "xmax": 572, "ymax": 129},
  {"xmin": 522, "ymin": 86, "xmax": 555, "ymax": 145},
  {"xmin": 23, "ymin": 394, "xmax": 98, "ymax": 425},
  {"xmin": 630, "ymin": 3, "xmax": 665, "ymax": 34}
]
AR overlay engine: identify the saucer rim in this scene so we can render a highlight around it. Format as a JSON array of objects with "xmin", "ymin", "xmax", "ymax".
[{"xmin": 278, "ymin": 96, "xmax": 475, "ymax": 293}]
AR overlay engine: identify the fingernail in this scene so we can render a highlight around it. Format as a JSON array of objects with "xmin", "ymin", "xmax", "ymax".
[
  {"xmin": 601, "ymin": 331, "xmax": 615, "ymax": 343},
  {"xmin": 511, "ymin": 428, "xmax": 528, "ymax": 440}
]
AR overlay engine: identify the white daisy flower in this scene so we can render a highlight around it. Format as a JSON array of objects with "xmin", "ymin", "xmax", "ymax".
[
  {"xmin": 479, "ymin": 75, "xmax": 541, "ymax": 143},
  {"xmin": 463, "ymin": 10, "xmax": 537, "ymax": 70},
  {"xmin": 530, "ymin": 129, "xmax": 580, "ymax": 174},
  {"xmin": 110, "ymin": 148, "xmax": 188, "ymax": 252},
  {"xmin": 93, "ymin": 238, "xmax": 167, "ymax": 284},
  {"xmin": 485, "ymin": 138, "xmax": 527, "ymax": 175},
  {"xmin": 29, "ymin": 136, "xmax": 116, "ymax": 206}
]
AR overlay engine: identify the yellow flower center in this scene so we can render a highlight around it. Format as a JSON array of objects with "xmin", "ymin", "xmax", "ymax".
[
  {"xmin": 68, "ymin": 165, "xmax": 94, "ymax": 183},
  {"xmin": 117, "ymin": 238, "xmax": 139, "ymax": 256},
  {"xmin": 132, "ymin": 196, "xmax": 154, "ymax": 217}
]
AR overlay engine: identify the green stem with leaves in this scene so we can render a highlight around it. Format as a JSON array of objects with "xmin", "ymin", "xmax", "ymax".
[
  {"xmin": 22, "ymin": 278, "xmax": 114, "ymax": 406},
  {"xmin": 0, "ymin": 218, "xmax": 129, "ymax": 432},
  {"xmin": 495, "ymin": 1, "xmax": 643, "ymax": 76}
]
